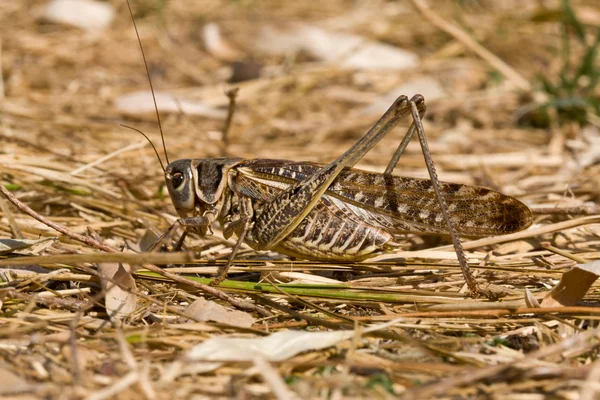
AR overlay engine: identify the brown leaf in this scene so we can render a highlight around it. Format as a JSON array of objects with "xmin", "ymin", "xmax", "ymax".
[
  {"xmin": 541, "ymin": 261, "xmax": 600, "ymax": 307},
  {"xmin": 185, "ymin": 298, "xmax": 255, "ymax": 328},
  {"xmin": 524, "ymin": 287, "xmax": 541, "ymax": 308},
  {"xmin": 98, "ymin": 262, "xmax": 136, "ymax": 320},
  {"xmin": 127, "ymin": 230, "xmax": 158, "ymax": 253}
]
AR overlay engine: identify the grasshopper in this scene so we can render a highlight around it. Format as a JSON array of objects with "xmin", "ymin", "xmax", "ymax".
[{"xmin": 125, "ymin": 2, "xmax": 532, "ymax": 297}]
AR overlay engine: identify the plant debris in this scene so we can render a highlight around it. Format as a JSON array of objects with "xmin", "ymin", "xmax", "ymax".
[{"xmin": 1, "ymin": 0, "xmax": 600, "ymax": 398}]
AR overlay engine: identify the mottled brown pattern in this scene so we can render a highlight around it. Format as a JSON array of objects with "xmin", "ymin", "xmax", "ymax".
[
  {"xmin": 166, "ymin": 155, "xmax": 532, "ymax": 261},
  {"xmin": 237, "ymin": 159, "xmax": 533, "ymax": 237}
]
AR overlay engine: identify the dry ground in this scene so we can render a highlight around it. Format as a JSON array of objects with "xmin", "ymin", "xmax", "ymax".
[{"xmin": 2, "ymin": 0, "xmax": 600, "ymax": 399}]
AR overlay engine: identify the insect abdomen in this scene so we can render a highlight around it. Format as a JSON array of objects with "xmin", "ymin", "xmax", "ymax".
[{"xmin": 273, "ymin": 202, "xmax": 393, "ymax": 261}]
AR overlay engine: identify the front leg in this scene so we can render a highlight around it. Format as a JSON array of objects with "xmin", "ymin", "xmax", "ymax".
[
  {"xmin": 210, "ymin": 216, "xmax": 253, "ymax": 286},
  {"xmin": 211, "ymin": 197, "xmax": 254, "ymax": 285},
  {"xmin": 149, "ymin": 212, "xmax": 216, "ymax": 252}
]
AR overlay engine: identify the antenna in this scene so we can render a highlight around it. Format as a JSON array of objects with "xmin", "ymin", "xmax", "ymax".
[
  {"xmin": 125, "ymin": 0, "xmax": 171, "ymax": 166},
  {"xmin": 121, "ymin": 124, "xmax": 166, "ymax": 172}
]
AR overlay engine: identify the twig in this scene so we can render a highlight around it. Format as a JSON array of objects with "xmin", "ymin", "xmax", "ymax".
[
  {"xmin": 85, "ymin": 371, "xmax": 139, "ymax": 400},
  {"xmin": 435, "ymin": 215, "xmax": 600, "ymax": 251},
  {"xmin": 72, "ymin": 263, "xmax": 264, "ymax": 326},
  {"xmin": 532, "ymin": 205, "xmax": 600, "ymax": 215},
  {"xmin": 263, "ymin": 275, "xmax": 356, "ymax": 323},
  {"xmin": 0, "ymin": 184, "xmax": 272, "ymax": 317},
  {"xmin": 9, "ymin": 290, "xmax": 89, "ymax": 311},
  {"xmin": 253, "ymin": 356, "xmax": 297, "ymax": 400},
  {"xmin": 542, "ymin": 242, "xmax": 587, "ymax": 264},
  {"xmin": 221, "ymin": 87, "xmax": 239, "ymax": 155},
  {"xmin": 0, "ymin": 184, "xmax": 115, "ymax": 253},
  {"xmin": 140, "ymin": 263, "xmax": 272, "ymax": 317},
  {"xmin": 0, "ymin": 252, "xmax": 195, "ymax": 267},
  {"xmin": 70, "ymin": 314, "xmax": 82, "ymax": 384},
  {"xmin": 356, "ymin": 306, "xmax": 600, "ymax": 320},
  {"xmin": 410, "ymin": 0, "xmax": 531, "ymax": 92}
]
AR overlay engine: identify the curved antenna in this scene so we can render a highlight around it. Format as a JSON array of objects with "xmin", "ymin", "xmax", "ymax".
[
  {"xmin": 121, "ymin": 124, "xmax": 166, "ymax": 173},
  {"xmin": 125, "ymin": 0, "xmax": 170, "ymax": 166}
]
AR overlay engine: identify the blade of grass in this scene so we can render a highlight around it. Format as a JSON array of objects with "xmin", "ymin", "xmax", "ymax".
[{"xmin": 136, "ymin": 271, "xmax": 467, "ymax": 303}]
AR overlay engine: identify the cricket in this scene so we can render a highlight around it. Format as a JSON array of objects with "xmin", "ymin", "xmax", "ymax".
[{"xmin": 125, "ymin": 2, "xmax": 532, "ymax": 297}]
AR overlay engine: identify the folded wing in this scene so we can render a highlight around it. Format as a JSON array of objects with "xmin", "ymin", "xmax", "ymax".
[{"xmin": 236, "ymin": 159, "xmax": 532, "ymax": 238}]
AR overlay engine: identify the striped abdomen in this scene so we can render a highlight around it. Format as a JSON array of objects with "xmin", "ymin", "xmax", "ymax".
[{"xmin": 272, "ymin": 198, "xmax": 394, "ymax": 261}]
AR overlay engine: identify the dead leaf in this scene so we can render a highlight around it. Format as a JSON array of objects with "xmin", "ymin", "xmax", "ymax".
[
  {"xmin": 185, "ymin": 298, "xmax": 255, "ymax": 328},
  {"xmin": 255, "ymin": 24, "xmax": 419, "ymax": 71},
  {"xmin": 115, "ymin": 91, "xmax": 227, "ymax": 119},
  {"xmin": 524, "ymin": 287, "xmax": 541, "ymax": 308},
  {"xmin": 541, "ymin": 261, "xmax": 600, "ymax": 307},
  {"xmin": 127, "ymin": 230, "xmax": 158, "ymax": 253},
  {"xmin": 162, "ymin": 317, "xmax": 406, "ymax": 381},
  {"xmin": 98, "ymin": 262, "xmax": 136, "ymax": 320},
  {"xmin": 42, "ymin": 0, "xmax": 114, "ymax": 31},
  {"xmin": 0, "ymin": 237, "xmax": 56, "ymax": 255},
  {"xmin": 163, "ymin": 329, "xmax": 359, "ymax": 380},
  {"xmin": 202, "ymin": 23, "xmax": 244, "ymax": 61}
]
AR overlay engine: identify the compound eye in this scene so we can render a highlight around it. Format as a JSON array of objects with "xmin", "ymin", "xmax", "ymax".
[{"xmin": 171, "ymin": 172, "xmax": 185, "ymax": 190}]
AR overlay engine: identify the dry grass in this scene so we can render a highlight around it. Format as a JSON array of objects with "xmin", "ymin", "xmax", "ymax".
[{"xmin": 2, "ymin": 0, "xmax": 600, "ymax": 398}]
